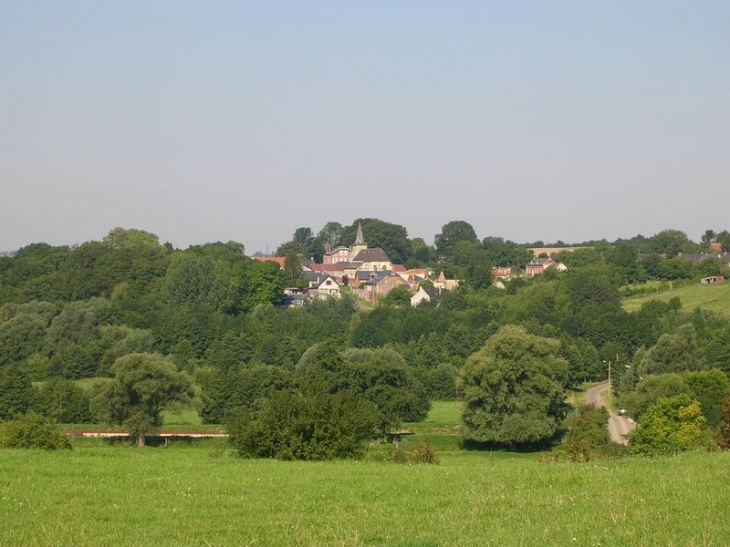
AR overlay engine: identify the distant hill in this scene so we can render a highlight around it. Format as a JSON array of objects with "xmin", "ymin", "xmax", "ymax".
[{"xmin": 623, "ymin": 281, "xmax": 730, "ymax": 316}]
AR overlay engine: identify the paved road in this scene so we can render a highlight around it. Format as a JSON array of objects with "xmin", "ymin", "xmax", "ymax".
[{"xmin": 584, "ymin": 381, "xmax": 636, "ymax": 445}]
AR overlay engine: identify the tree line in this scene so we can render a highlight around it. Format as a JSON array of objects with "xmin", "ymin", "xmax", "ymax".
[{"xmin": 2, "ymin": 224, "xmax": 730, "ymax": 456}]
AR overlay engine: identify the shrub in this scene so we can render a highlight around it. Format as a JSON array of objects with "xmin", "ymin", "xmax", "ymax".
[
  {"xmin": 228, "ymin": 390, "xmax": 379, "ymax": 461},
  {"xmin": 408, "ymin": 438, "xmax": 440, "ymax": 464},
  {"xmin": 0, "ymin": 412, "xmax": 72, "ymax": 450},
  {"xmin": 629, "ymin": 394, "xmax": 705, "ymax": 456}
]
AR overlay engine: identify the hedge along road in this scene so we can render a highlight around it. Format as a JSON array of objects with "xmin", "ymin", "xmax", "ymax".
[{"xmin": 584, "ymin": 381, "xmax": 636, "ymax": 445}]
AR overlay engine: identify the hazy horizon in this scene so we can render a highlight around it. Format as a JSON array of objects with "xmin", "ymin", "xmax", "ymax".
[{"xmin": 2, "ymin": 1, "xmax": 728, "ymax": 254}]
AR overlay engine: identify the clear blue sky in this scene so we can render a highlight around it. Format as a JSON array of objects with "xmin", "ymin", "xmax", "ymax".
[{"xmin": 1, "ymin": 1, "xmax": 728, "ymax": 253}]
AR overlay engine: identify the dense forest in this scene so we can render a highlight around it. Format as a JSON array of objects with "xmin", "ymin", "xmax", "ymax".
[{"xmin": 2, "ymin": 222, "xmax": 730, "ymax": 457}]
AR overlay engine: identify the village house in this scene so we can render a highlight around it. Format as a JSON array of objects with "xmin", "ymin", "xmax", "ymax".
[
  {"xmin": 525, "ymin": 257, "xmax": 567, "ymax": 278},
  {"xmin": 354, "ymin": 271, "xmax": 409, "ymax": 304},
  {"xmin": 433, "ymin": 271, "xmax": 460, "ymax": 291},
  {"xmin": 302, "ymin": 272, "xmax": 341, "ymax": 299},
  {"xmin": 490, "ymin": 266, "xmax": 512, "ymax": 281},
  {"xmin": 410, "ymin": 286, "xmax": 448, "ymax": 307}
]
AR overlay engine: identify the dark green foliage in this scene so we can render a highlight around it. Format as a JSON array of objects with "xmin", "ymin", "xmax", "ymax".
[
  {"xmin": 680, "ymin": 369, "xmax": 729, "ymax": 428},
  {"xmin": 341, "ymin": 218, "xmax": 411, "ymax": 264},
  {"xmin": 434, "ymin": 221, "xmax": 478, "ymax": 255},
  {"xmin": 0, "ymin": 364, "xmax": 35, "ymax": 420},
  {"xmin": 418, "ymin": 363, "xmax": 457, "ymax": 399},
  {"xmin": 200, "ymin": 364, "xmax": 293, "ymax": 424},
  {"xmin": 458, "ymin": 325, "xmax": 570, "ymax": 446},
  {"xmin": 35, "ymin": 379, "xmax": 93, "ymax": 423},
  {"xmin": 620, "ymin": 374, "xmax": 693, "ymax": 421},
  {"xmin": 717, "ymin": 393, "xmax": 730, "ymax": 449},
  {"xmin": 344, "ymin": 347, "xmax": 430, "ymax": 429},
  {"xmin": 382, "ymin": 287, "xmax": 411, "ymax": 307},
  {"xmin": 0, "ymin": 412, "xmax": 72, "ymax": 450},
  {"xmin": 0, "ymin": 313, "xmax": 47, "ymax": 366},
  {"xmin": 91, "ymin": 353, "xmax": 195, "ymax": 446},
  {"xmin": 629, "ymin": 394, "xmax": 705, "ymax": 455},
  {"xmin": 228, "ymin": 389, "xmax": 379, "ymax": 460},
  {"xmin": 561, "ymin": 405, "xmax": 611, "ymax": 461},
  {"xmin": 638, "ymin": 324, "xmax": 702, "ymax": 375}
]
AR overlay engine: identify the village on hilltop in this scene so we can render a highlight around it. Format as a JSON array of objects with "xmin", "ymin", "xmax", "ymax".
[{"xmin": 254, "ymin": 222, "xmax": 571, "ymax": 307}]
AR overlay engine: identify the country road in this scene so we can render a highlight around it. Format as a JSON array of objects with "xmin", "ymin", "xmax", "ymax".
[{"xmin": 584, "ymin": 381, "xmax": 636, "ymax": 445}]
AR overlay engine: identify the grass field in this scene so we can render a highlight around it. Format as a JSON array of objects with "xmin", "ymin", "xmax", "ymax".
[
  {"xmin": 622, "ymin": 281, "xmax": 730, "ymax": 315},
  {"xmin": 3, "ymin": 403, "xmax": 730, "ymax": 546}
]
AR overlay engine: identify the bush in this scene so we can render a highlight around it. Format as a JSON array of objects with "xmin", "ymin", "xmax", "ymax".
[
  {"xmin": 228, "ymin": 390, "xmax": 379, "ymax": 460},
  {"xmin": 558, "ymin": 405, "xmax": 618, "ymax": 462},
  {"xmin": 0, "ymin": 413, "xmax": 72, "ymax": 450},
  {"xmin": 629, "ymin": 394, "xmax": 705, "ymax": 456},
  {"xmin": 408, "ymin": 438, "xmax": 440, "ymax": 464}
]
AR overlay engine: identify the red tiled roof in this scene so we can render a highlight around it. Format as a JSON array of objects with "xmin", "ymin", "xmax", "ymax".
[{"xmin": 253, "ymin": 256, "xmax": 286, "ymax": 268}]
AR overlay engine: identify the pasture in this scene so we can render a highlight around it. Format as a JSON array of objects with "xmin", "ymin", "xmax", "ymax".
[
  {"xmin": 622, "ymin": 281, "xmax": 730, "ymax": 315},
  {"xmin": 2, "ymin": 401, "xmax": 729, "ymax": 546}
]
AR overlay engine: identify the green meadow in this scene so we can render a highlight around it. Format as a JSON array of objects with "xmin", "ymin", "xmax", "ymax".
[
  {"xmin": 622, "ymin": 281, "xmax": 730, "ymax": 315},
  {"xmin": 2, "ymin": 402, "xmax": 730, "ymax": 546}
]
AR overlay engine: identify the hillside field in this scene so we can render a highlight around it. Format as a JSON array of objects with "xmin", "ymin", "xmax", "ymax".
[
  {"xmin": 2, "ymin": 401, "xmax": 729, "ymax": 546},
  {"xmin": 622, "ymin": 281, "xmax": 730, "ymax": 316}
]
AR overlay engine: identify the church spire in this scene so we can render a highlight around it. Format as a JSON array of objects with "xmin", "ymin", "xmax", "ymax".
[
  {"xmin": 355, "ymin": 222, "xmax": 365, "ymax": 246},
  {"xmin": 352, "ymin": 221, "xmax": 368, "ymax": 257}
]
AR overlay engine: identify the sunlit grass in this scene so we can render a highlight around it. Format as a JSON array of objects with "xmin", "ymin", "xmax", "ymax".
[
  {"xmin": 2, "ymin": 447, "xmax": 728, "ymax": 546},
  {"xmin": 623, "ymin": 281, "xmax": 730, "ymax": 315}
]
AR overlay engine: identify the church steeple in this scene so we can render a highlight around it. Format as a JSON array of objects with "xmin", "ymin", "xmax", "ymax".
[
  {"xmin": 355, "ymin": 222, "xmax": 365, "ymax": 246},
  {"xmin": 352, "ymin": 222, "xmax": 367, "ymax": 257}
]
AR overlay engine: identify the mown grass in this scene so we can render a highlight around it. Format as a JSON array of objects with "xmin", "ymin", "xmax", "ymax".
[
  {"xmin": 2, "ymin": 445, "xmax": 729, "ymax": 546},
  {"xmin": 622, "ymin": 281, "xmax": 730, "ymax": 315}
]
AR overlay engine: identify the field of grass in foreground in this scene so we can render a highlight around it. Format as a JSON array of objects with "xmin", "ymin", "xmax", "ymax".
[
  {"xmin": 2, "ymin": 444, "xmax": 729, "ymax": 546},
  {"xmin": 622, "ymin": 281, "xmax": 730, "ymax": 315}
]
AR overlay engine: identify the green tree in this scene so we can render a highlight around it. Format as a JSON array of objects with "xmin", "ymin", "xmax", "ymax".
[
  {"xmin": 102, "ymin": 228, "xmax": 161, "ymax": 250},
  {"xmin": 639, "ymin": 324, "xmax": 702, "ymax": 375},
  {"xmin": 717, "ymin": 392, "xmax": 730, "ymax": 449},
  {"xmin": 382, "ymin": 287, "xmax": 411, "ymax": 307},
  {"xmin": 562, "ymin": 405, "xmax": 611, "ymax": 461},
  {"xmin": 619, "ymin": 373, "xmax": 692, "ymax": 421},
  {"xmin": 341, "ymin": 219, "xmax": 411, "ymax": 264},
  {"xmin": 681, "ymin": 369, "xmax": 729, "ymax": 428},
  {"xmin": 700, "ymin": 229, "xmax": 717, "ymax": 248},
  {"xmin": 434, "ymin": 221, "xmax": 478, "ymax": 256},
  {"xmin": 91, "ymin": 353, "xmax": 194, "ymax": 447},
  {"xmin": 0, "ymin": 364, "xmax": 35, "ymax": 420},
  {"xmin": 715, "ymin": 230, "xmax": 730, "ymax": 252},
  {"xmin": 316, "ymin": 221, "xmax": 344, "ymax": 250},
  {"xmin": 36, "ymin": 379, "xmax": 93, "ymax": 423},
  {"xmin": 227, "ymin": 389, "xmax": 379, "ymax": 460},
  {"xmin": 457, "ymin": 325, "xmax": 570, "ymax": 446},
  {"xmin": 629, "ymin": 394, "xmax": 705, "ymax": 455}
]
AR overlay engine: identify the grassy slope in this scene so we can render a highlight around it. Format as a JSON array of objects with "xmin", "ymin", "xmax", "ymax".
[
  {"xmin": 622, "ymin": 282, "xmax": 730, "ymax": 315},
  {"xmin": 3, "ymin": 402, "xmax": 730, "ymax": 546}
]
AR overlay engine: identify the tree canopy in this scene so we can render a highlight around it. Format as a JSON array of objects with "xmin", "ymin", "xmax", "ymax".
[
  {"xmin": 91, "ymin": 353, "xmax": 194, "ymax": 446},
  {"xmin": 457, "ymin": 325, "xmax": 570, "ymax": 446}
]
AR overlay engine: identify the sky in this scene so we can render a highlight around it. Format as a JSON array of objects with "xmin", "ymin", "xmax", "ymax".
[{"xmin": 1, "ymin": 1, "xmax": 728, "ymax": 254}]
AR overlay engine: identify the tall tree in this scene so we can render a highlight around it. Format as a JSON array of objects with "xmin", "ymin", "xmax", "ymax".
[
  {"xmin": 0, "ymin": 364, "xmax": 35, "ymax": 420},
  {"xmin": 317, "ymin": 221, "xmax": 344, "ymax": 251},
  {"xmin": 434, "ymin": 221, "xmax": 478, "ymax": 256},
  {"xmin": 91, "ymin": 353, "xmax": 194, "ymax": 447},
  {"xmin": 341, "ymin": 219, "xmax": 411, "ymax": 264},
  {"xmin": 457, "ymin": 325, "xmax": 570, "ymax": 446},
  {"xmin": 701, "ymin": 229, "xmax": 717, "ymax": 247}
]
